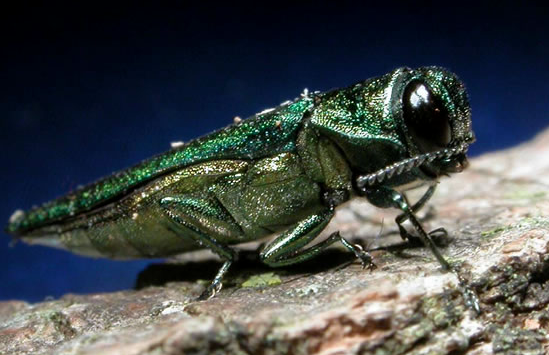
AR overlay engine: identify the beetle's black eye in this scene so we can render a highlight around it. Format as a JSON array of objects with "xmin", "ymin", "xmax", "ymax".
[{"xmin": 403, "ymin": 80, "xmax": 451, "ymax": 152}]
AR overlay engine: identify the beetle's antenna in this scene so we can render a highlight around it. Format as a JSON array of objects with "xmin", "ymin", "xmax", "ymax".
[{"xmin": 356, "ymin": 143, "xmax": 468, "ymax": 188}]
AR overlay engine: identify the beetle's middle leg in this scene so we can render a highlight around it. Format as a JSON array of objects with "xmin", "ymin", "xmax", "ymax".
[
  {"xmin": 260, "ymin": 208, "xmax": 375, "ymax": 270},
  {"xmin": 159, "ymin": 195, "xmax": 243, "ymax": 300},
  {"xmin": 395, "ymin": 184, "xmax": 448, "ymax": 246}
]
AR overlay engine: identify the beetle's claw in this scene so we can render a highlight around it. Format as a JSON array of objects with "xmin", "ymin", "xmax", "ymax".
[
  {"xmin": 197, "ymin": 289, "xmax": 213, "ymax": 301},
  {"xmin": 351, "ymin": 243, "xmax": 377, "ymax": 271},
  {"xmin": 197, "ymin": 281, "xmax": 223, "ymax": 301},
  {"xmin": 364, "ymin": 259, "xmax": 377, "ymax": 272}
]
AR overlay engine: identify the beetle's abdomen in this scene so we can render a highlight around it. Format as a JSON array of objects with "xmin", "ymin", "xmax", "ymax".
[
  {"xmin": 21, "ymin": 206, "xmax": 194, "ymax": 259},
  {"xmin": 19, "ymin": 160, "xmax": 252, "ymax": 259}
]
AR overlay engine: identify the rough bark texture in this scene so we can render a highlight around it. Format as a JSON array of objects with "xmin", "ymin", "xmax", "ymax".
[{"xmin": 2, "ymin": 129, "xmax": 549, "ymax": 355}]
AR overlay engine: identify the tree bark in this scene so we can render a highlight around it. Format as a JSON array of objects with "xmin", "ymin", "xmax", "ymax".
[{"xmin": 2, "ymin": 129, "xmax": 549, "ymax": 355}]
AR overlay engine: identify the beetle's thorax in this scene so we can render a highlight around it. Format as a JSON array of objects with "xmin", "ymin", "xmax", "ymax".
[
  {"xmin": 308, "ymin": 70, "xmax": 406, "ymax": 175},
  {"xmin": 307, "ymin": 67, "xmax": 474, "ymax": 194}
]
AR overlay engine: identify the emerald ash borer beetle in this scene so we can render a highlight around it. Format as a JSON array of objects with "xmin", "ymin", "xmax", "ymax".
[{"xmin": 6, "ymin": 67, "xmax": 477, "ymax": 304}]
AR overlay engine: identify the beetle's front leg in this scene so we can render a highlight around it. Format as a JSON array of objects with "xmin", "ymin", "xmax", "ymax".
[
  {"xmin": 395, "ymin": 184, "xmax": 449, "ymax": 246},
  {"xmin": 389, "ymin": 190, "xmax": 451, "ymax": 270},
  {"xmin": 391, "ymin": 188, "xmax": 480, "ymax": 312},
  {"xmin": 260, "ymin": 209, "xmax": 375, "ymax": 270},
  {"xmin": 362, "ymin": 186, "xmax": 480, "ymax": 312},
  {"xmin": 159, "ymin": 195, "xmax": 241, "ymax": 300},
  {"xmin": 363, "ymin": 187, "xmax": 450, "ymax": 270}
]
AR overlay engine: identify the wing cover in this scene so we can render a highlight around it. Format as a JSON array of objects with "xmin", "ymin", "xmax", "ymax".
[{"xmin": 8, "ymin": 98, "xmax": 313, "ymax": 234}]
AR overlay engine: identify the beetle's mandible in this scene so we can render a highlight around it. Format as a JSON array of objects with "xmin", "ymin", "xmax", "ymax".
[{"xmin": 6, "ymin": 67, "xmax": 477, "ymax": 305}]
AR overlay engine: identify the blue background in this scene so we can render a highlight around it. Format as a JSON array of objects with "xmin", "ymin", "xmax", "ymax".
[{"xmin": 1, "ymin": 3, "xmax": 548, "ymax": 302}]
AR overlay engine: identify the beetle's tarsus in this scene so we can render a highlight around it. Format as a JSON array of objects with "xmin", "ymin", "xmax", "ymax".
[
  {"xmin": 338, "ymin": 236, "xmax": 376, "ymax": 271},
  {"xmin": 453, "ymin": 265, "xmax": 481, "ymax": 315},
  {"xmin": 197, "ymin": 281, "xmax": 223, "ymax": 301},
  {"xmin": 197, "ymin": 284, "xmax": 216, "ymax": 300},
  {"xmin": 462, "ymin": 284, "xmax": 481, "ymax": 315},
  {"xmin": 197, "ymin": 260, "xmax": 232, "ymax": 301},
  {"xmin": 359, "ymin": 252, "xmax": 377, "ymax": 271}
]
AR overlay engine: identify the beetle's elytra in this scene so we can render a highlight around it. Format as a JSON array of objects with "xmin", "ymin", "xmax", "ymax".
[{"xmin": 7, "ymin": 67, "xmax": 476, "ymax": 303}]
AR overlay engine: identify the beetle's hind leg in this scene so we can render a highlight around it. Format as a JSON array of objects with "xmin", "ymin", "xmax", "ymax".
[
  {"xmin": 260, "ymin": 208, "xmax": 376, "ymax": 270},
  {"xmin": 395, "ymin": 184, "xmax": 449, "ymax": 247},
  {"xmin": 159, "ymin": 195, "xmax": 242, "ymax": 300}
]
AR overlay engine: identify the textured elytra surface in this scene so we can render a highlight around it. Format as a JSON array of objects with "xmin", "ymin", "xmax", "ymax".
[{"xmin": 2, "ymin": 129, "xmax": 549, "ymax": 354}]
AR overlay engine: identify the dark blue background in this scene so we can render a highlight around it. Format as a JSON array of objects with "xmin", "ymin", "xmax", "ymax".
[{"xmin": 1, "ymin": 3, "xmax": 548, "ymax": 302}]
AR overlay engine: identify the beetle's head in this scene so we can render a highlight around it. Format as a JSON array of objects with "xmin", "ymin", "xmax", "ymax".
[
  {"xmin": 397, "ymin": 67, "xmax": 474, "ymax": 178},
  {"xmin": 354, "ymin": 67, "xmax": 475, "ymax": 189}
]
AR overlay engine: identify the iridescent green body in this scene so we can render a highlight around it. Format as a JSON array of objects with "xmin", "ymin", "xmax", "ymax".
[{"xmin": 6, "ymin": 67, "xmax": 476, "ymax": 303}]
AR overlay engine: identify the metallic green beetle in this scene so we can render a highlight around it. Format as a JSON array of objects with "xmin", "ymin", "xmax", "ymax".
[{"xmin": 6, "ymin": 67, "xmax": 475, "ymax": 301}]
